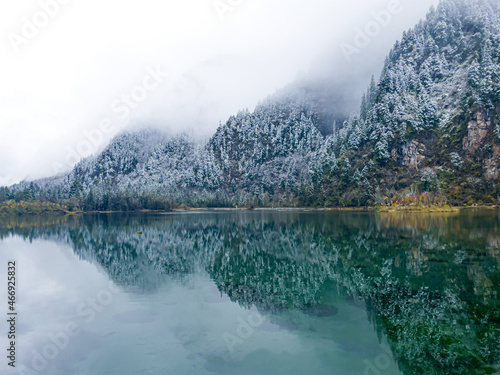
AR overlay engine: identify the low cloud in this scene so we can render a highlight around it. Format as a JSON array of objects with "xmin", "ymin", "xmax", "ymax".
[{"xmin": 0, "ymin": 0, "xmax": 440, "ymax": 185}]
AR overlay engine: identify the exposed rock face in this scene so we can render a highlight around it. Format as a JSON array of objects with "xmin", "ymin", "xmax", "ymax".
[
  {"xmin": 391, "ymin": 148, "xmax": 398, "ymax": 162},
  {"xmin": 484, "ymin": 145, "xmax": 500, "ymax": 180},
  {"xmin": 401, "ymin": 140, "xmax": 426, "ymax": 170},
  {"xmin": 463, "ymin": 112, "xmax": 491, "ymax": 154}
]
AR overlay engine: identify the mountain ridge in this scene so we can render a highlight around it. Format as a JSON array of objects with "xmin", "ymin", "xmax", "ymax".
[{"xmin": 2, "ymin": 0, "xmax": 500, "ymax": 211}]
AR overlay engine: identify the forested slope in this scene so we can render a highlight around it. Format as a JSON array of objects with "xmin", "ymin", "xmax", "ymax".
[{"xmin": 3, "ymin": 0, "xmax": 500, "ymax": 210}]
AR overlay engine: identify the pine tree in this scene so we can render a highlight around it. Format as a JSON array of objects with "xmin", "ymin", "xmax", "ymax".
[
  {"xmin": 69, "ymin": 179, "xmax": 83, "ymax": 198},
  {"xmin": 85, "ymin": 189, "xmax": 95, "ymax": 211},
  {"xmin": 0, "ymin": 187, "xmax": 9, "ymax": 202}
]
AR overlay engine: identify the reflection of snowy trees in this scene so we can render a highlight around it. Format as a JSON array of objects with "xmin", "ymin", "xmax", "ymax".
[{"xmin": 2, "ymin": 211, "xmax": 499, "ymax": 373}]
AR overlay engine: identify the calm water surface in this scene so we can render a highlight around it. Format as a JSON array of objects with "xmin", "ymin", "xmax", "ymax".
[{"xmin": 0, "ymin": 211, "xmax": 499, "ymax": 375}]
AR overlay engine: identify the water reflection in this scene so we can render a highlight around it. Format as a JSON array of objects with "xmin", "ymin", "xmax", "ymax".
[{"xmin": 1, "ymin": 211, "xmax": 499, "ymax": 374}]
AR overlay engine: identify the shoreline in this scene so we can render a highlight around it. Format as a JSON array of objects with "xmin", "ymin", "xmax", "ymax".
[{"xmin": 1, "ymin": 205, "xmax": 499, "ymax": 217}]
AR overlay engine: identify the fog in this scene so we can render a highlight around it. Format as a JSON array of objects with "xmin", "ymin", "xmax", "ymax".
[{"xmin": 0, "ymin": 0, "xmax": 440, "ymax": 186}]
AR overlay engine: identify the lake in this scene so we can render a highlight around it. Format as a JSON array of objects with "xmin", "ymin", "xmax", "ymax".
[{"xmin": 0, "ymin": 210, "xmax": 499, "ymax": 375}]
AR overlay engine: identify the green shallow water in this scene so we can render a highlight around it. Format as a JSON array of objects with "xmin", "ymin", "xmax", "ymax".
[{"xmin": 0, "ymin": 210, "xmax": 499, "ymax": 375}]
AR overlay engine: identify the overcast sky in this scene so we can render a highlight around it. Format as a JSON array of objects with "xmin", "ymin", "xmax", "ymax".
[{"xmin": 0, "ymin": 0, "xmax": 440, "ymax": 186}]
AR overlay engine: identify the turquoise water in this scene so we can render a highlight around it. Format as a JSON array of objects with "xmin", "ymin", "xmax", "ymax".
[{"xmin": 0, "ymin": 211, "xmax": 499, "ymax": 374}]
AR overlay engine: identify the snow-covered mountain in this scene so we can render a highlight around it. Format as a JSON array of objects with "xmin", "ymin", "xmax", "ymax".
[{"xmin": 3, "ymin": 0, "xmax": 500, "ymax": 209}]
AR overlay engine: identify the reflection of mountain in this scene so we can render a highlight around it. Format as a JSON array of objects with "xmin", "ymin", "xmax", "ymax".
[{"xmin": 1, "ymin": 212, "xmax": 499, "ymax": 374}]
